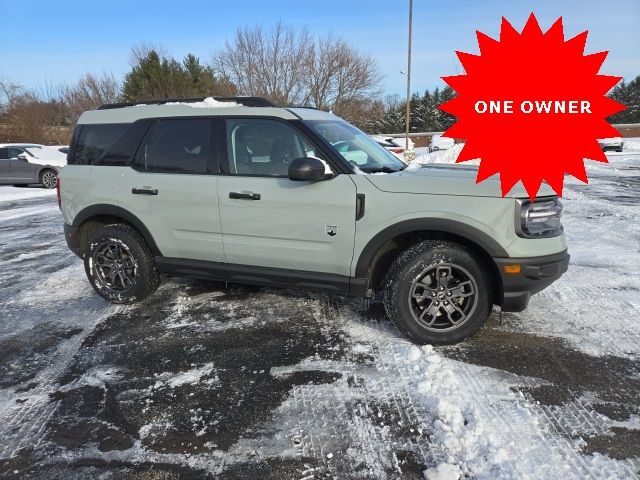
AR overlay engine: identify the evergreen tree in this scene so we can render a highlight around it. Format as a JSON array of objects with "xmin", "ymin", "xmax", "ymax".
[
  {"xmin": 608, "ymin": 75, "xmax": 640, "ymax": 124},
  {"xmin": 431, "ymin": 87, "xmax": 442, "ymax": 130},
  {"xmin": 409, "ymin": 91, "xmax": 425, "ymax": 132},
  {"xmin": 437, "ymin": 85, "xmax": 457, "ymax": 131},
  {"xmin": 122, "ymin": 49, "xmax": 235, "ymax": 101},
  {"xmin": 421, "ymin": 89, "xmax": 439, "ymax": 131},
  {"xmin": 373, "ymin": 96, "xmax": 405, "ymax": 134}
]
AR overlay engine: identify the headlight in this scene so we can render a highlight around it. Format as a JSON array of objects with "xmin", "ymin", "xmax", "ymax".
[{"xmin": 516, "ymin": 198, "xmax": 563, "ymax": 238}]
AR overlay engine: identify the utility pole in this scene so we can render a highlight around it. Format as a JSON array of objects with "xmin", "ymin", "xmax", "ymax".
[{"xmin": 405, "ymin": 0, "xmax": 413, "ymax": 150}]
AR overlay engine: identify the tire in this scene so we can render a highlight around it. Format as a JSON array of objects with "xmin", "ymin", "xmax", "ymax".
[
  {"xmin": 383, "ymin": 240, "xmax": 492, "ymax": 345},
  {"xmin": 39, "ymin": 169, "xmax": 57, "ymax": 189},
  {"xmin": 84, "ymin": 223, "xmax": 160, "ymax": 304}
]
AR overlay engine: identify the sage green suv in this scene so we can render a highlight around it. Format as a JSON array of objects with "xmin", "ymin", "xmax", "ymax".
[{"xmin": 59, "ymin": 96, "xmax": 569, "ymax": 344}]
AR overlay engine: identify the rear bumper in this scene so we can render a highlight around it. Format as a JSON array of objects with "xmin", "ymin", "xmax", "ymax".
[
  {"xmin": 494, "ymin": 250, "xmax": 570, "ymax": 312},
  {"xmin": 64, "ymin": 223, "xmax": 82, "ymax": 258}
]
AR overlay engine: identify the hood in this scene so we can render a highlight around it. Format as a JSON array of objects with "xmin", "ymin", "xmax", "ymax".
[{"xmin": 365, "ymin": 164, "xmax": 556, "ymax": 198}]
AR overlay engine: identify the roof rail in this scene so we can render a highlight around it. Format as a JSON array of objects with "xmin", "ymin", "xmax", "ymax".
[{"xmin": 97, "ymin": 96, "xmax": 277, "ymax": 110}]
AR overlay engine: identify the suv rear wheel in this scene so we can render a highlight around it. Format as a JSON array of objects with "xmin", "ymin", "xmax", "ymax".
[
  {"xmin": 383, "ymin": 240, "xmax": 492, "ymax": 344},
  {"xmin": 84, "ymin": 224, "xmax": 160, "ymax": 304}
]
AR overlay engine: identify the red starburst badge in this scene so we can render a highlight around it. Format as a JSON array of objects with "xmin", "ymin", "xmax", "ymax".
[{"xmin": 439, "ymin": 13, "xmax": 626, "ymax": 199}]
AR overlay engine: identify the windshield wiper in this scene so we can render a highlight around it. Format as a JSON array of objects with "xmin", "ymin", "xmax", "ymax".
[{"xmin": 362, "ymin": 166, "xmax": 401, "ymax": 174}]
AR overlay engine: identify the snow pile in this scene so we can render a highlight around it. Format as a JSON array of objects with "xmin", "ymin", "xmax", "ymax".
[
  {"xmin": 623, "ymin": 139, "xmax": 640, "ymax": 152},
  {"xmin": 392, "ymin": 343, "xmax": 626, "ymax": 479},
  {"xmin": 424, "ymin": 462, "xmax": 463, "ymax": 480},
  {"xmin": 408, "ymin": 143, "xmax": 472, "ymax": 169},
  {"xmin": 410, "ymin": 345, "xmax": 522, "ymax": 479},
  {"xmin": 150, "ymin": 363, "xmax": 219, "ymax": 390},
  {"xmin": 165, "ymin": 97, "xmax": 240, "ymax": 109}
]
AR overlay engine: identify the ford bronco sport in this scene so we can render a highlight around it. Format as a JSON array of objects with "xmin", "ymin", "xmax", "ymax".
[{"xmin": 59, "ymin": 96, "xmax": 569, "ymax": 344}]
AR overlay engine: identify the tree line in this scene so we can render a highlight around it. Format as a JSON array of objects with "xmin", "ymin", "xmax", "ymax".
[
  {"xmin": 0, "ymin": 21, "xmax": 638, "ymax": 144},
  {"xmin": 607, "ymin": 76, "xmax": 640, "ymax": 124}
]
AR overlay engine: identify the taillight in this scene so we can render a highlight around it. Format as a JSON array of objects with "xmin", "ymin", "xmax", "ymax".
[
  {"xmin": 390, "ymin": 148, "xmax": 405, "ymax": 154},
  {"xmin": 56, "ymin": 178, "xmax": 61, "ymax": 209}
]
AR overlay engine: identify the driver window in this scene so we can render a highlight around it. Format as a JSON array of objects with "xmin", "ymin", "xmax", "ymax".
[{"xmin": 226, "ymin": 119, "xmax": 320, "ymax": 177}]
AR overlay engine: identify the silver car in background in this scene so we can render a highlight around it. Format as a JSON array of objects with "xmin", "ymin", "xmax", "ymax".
[{"xmin": 0, "ymin": 144, "xmax": 65, "ymax": 188}]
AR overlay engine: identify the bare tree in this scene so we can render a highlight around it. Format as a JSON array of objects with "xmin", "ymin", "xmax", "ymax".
[
  {"xmin": 129, "ymin": 42, "xmax": 169, "ymax": 68},
  {"xmin": 213, "ymin": 22, "xmax": 381, "ymax": 109},
  {"xmin": 62, "ymin": 72, "xmax": 120, "ymax": 123},
  {"xmin": 303, "ymin": 35, "xmax": 382, "ymax": 110},
  {"xmin": 0, "ymin": 76, "xmax": 22, "ymax": 113},
  {"xmin": 213, "ymin": 21, "xmax": 313, "ymax": 106},
  {"xmin": 2, "ymin": 90, "xmax": 68, "ymax": 144}
]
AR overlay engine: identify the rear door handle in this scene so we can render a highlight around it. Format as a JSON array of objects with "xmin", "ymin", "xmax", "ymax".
[
  {"xmin": 132, "ymin": 187, "xmax": 158, "ymax": 195},
  {"xmin": 229, "ymin": 191, "xmax": 261, "ymax": 200}
]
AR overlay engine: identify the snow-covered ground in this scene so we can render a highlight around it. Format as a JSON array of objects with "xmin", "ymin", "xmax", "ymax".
[
  {"xmin": 411, "ymin": 137, "xmax": 640, "ymax": 167},
  {"xmin": 0, "ymin": 154, "xmax": 638, "ymax": 478},
  {"xmin": 0, "ymin": 186, "xmax": 56, "ymax": 203}
]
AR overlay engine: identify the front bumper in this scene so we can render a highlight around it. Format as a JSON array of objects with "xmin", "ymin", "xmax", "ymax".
[
  {"xmin": 64, "ymin": 223, "xmax": 82, "ymax": 258},
  {"xmin": 494, "ymin": 250, "xmax": 570, "ymax": 312}
]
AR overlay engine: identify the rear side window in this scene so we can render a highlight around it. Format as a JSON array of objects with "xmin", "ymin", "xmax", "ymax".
[
  {"xmin": 134, "ymin": 118, "xmax": 213, "ymax": 174},
  {"xmin": 70, "ymin": 124, "xmax": 128, "ymax": 165},
  {"xmin": 0, "ymin": 148, "xmax": 8, "ymax": 160},
  {"xmin": 98, "ymin": 120, "xmax": 151, "ymax": 166}
]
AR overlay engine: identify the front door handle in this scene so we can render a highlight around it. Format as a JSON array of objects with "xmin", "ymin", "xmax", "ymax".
[
  {"xmin": 229, "ymin": 191, "xmax": 261, "ymax": 200},
  {"xmin": 132, "ymin": 187, "xmax": 158, "ymax": 195}
]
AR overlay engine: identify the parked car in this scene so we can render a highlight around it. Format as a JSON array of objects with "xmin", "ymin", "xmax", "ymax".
[
  {"xmin": 429, "ymin": 135, "xmax": 455, "ymax": 152},
  {"xmin": 1, "ymin": 144, "xmax": 67, "ymax": 165},
  {"xmin": 59, "ymin": 96, "xmax": 569, "ymax": 345},
  {"xmin": 598, "ymin": 137, "xmax": 623, "ymax": 152},
  {"xmin": 0, "ymin": 144, "xmax": 61, "ymax": 188},
  {"xmin": 370, "ymin": 135, "xmax": 406, "ymax": 160}
]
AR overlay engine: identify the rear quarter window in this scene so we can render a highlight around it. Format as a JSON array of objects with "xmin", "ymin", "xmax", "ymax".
[{"xmin": 69, "ymin": 124, "xmax": 129, "ymax": 165}]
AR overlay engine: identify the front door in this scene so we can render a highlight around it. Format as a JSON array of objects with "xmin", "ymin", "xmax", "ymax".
[
  {"xmin": 6, "ymin": 147, "xmax": 37, "ymax": 182},
  {"xmin": 0, "ymin": 148, "xmax": 10, "ymax": 183},
  {"xmin": 218, "ymin": 118, "xmax": 357, "ymax": 277},
  {"xmin": 117, "ymin": 118, "xmax": 224, "ymax": 263}
]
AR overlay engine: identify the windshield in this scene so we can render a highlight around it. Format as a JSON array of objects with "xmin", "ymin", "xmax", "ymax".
[{"xmin": 306, "ymin": 120, "xmax": 406, "ymax": 173}]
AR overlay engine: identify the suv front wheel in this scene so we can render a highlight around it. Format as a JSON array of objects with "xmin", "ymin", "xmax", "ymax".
[
  {"xmin": 383, "ymin": 240, "xmax": 492, "ymax": 344},
  {"xmin": 84, "ymin": 224, "xmax": 160, "ymax": 304}
]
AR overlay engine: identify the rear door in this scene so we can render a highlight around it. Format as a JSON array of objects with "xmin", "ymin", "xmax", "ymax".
[
  {"xmin": 218, "ymin": 117, "xmax": 357, "ymax": 277},
  {"xmin": 118, "ymin": 117, "xmax": 224, "ymax": 263}
]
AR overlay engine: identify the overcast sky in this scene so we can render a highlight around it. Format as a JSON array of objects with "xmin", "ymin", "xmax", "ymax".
[{"xmin": 1, "ymin": 0, "xmax": 638, "ymax": 96}]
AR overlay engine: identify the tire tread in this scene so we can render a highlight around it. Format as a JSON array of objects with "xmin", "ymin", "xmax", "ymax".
[{"xmin": 383, "ymin": 240, "xmax": 491, "ymax": 345}]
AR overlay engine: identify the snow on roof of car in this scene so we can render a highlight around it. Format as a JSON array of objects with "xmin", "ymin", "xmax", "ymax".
[{"xmin": 138, "ymin": 97, "xmax": 241, "ymax": 109}]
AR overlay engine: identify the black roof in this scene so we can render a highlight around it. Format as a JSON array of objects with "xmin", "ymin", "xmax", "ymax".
[{"xmin": 98, "ymin": 96, "xmax": 277, "ymax": 110}]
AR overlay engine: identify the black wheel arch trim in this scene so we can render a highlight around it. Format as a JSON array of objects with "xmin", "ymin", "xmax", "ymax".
[
  {"xmin": 71, "ymin": 204, "xmax": 162, "ymax": 256},
  {"xmin": 354, "ymin": 218, "xmax": 510, "ymax": 278}
]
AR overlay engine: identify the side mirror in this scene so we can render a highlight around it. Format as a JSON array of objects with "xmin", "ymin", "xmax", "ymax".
[
  {"xmin": 288, "ymin": 157, "xmax": 332, "ymax": 182},
  {"xmin": 17, "ymin": 154, "xmax": 28, "ymax": 161}
]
